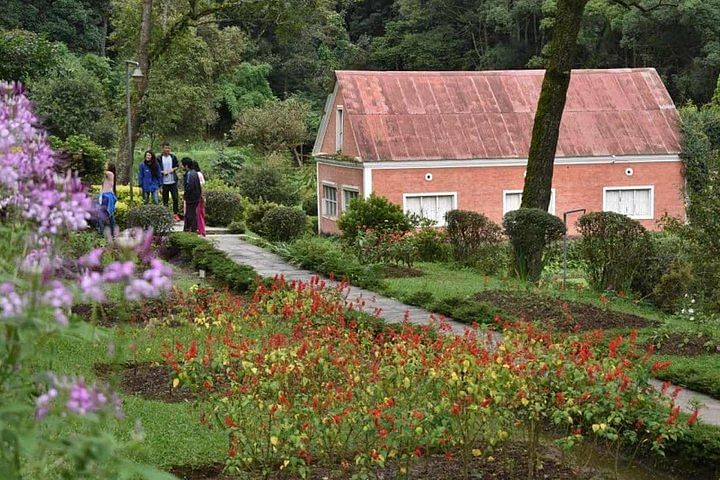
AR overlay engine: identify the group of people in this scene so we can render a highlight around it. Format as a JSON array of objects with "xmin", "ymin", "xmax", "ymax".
[{"xmin": 95, "ymin": 141, "xmax": 206, "ymax": 236}]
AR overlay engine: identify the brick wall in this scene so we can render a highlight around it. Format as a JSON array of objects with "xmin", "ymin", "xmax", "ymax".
[
  {"xmin": 317, "ymin": 162, "xmax": 364, "ymax": 234},
  {"xmin": 370, "ymin": 160, "xmax": 684, "ymax": 233}
]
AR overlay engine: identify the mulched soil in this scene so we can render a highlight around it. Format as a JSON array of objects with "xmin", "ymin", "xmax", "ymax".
[
  {"xmin": 649, "ymin": 332, "xmax": 720, "ymax": 357},
  {"xmin": 169, "ymin": 442, "xmax": 604, "ymax": 479},
  {"xmin": 94, "ymin": 362, "xmax": 194, "ymax": 402},
  {"xmin": 382, "ymin": 264, "xmax": 424, "ymax": 278},
  {"xmin": 475, "ymin": 290, "xmax": 657, "ymax": 332}
]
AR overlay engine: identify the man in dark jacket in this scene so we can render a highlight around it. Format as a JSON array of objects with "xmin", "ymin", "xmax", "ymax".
[
  {"xmin": 158, "ymin": 142, "xmax": 180, "ymax": 219},
  {"xmin": 181, "ymin": 157, "xmax": 202, "ymax": 233}
]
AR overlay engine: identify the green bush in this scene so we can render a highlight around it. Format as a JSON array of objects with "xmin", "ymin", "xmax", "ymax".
[
  {"xmin": 236, "ymin": 164, "xmax": 300, "ymax": 206},
  {"xmin": 204, "ymin": 190, "xmax": 245, "ymax": 227},
  {"xmin": 412, "ymin": 228, "xmax": 450, "ymax": 262},
  {"xmin": 351, "ymin": 229, "xmax": 419, "ymax": 267},
  {"xmin": 653, "ymin": 260, "xmax": 694, "ymax": 313},
  {"xmin": 281, "ymin": 236, "xmax": 381, "ymax": 288},
  {"xmin": 261, "ymin": 206, "xmax": 307, "ymax": 242},
  {"xmin": 337, "ymin": 194, "xmax": 411, "ymax": 241},
  {"xmin": 446, "ymin": 209, "xmax": 504, "ymax": 272},
  {"xmin": 50, "ymin": 135, "xmax": 106, "ymax": 184},
  {"xmin": 430, "ymin": 296, "xmax": 498, "ymax": 325},
  {"xmin": 61, "ymin": 231, "xmax": 105, "ymax": 259},
  {"xmin": 302, "ymin": 193, "xmax": 318, "ymax": 216},
  {"xmin": 246, "ymin": 201, "xmax": 280, "ymax": 235},
  {"xmin": 210, "ymin": 147, "xmax": 246, "ymax": 186},
  {"xmin": 632, "ymin": 231, "xmax": 691, "ymax": 305},
  {"xmin": 227, "ymin": 221, "xmax": 245, "ymax": 234},
  {"xmin": 126, "ymin": 204, "xmax": 175, "ymax": 236},
  {"xmin": 503, "ymin": 208, "xmax": 566, "ymax": 282},
  {"xmin": 166, "ymin": 233, "xmax": 258, "ymax": 292},
  {"xmin": 577, "ymin": 212, "xmax": 650, "ymax": 292}
]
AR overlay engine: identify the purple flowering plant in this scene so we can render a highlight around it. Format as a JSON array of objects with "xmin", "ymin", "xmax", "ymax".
[{"xmin": 0, "ymin": 83, "xmax": 175, "ymax": 478}]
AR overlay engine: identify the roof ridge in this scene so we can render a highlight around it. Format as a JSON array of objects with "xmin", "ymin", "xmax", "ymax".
[{"xmin": 335, "ymin": 68, "xmax": 658, "ymax": 76}]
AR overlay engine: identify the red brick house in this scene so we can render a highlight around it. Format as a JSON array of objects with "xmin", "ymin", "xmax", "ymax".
[{"xmin": 313, "ymin": 69, "xmax": 685, "ymax": 234}]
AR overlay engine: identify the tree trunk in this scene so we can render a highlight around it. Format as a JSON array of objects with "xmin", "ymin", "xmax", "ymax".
[
  {"xmin": 521, "ymin": 0, "xmax": 589, "ymax": 211},
  {"xmin": 117, "ymin": 0, "xmax": 153, "ymax": 184}
]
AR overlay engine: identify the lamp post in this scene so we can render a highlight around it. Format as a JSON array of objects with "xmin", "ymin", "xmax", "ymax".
[
  {"xmin": 125, "ymin": 60, "xmax": 143, "ymax": 204},
  {"xmin": 562, "ymin": 208, "xmax": 586, "ymax": 289}
]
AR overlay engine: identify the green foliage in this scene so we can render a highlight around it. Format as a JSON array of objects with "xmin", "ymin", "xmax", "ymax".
[
  {"xmin": 429, "ymin": 296, "xmax": 498, "ymax": 325},
  {"xmin": 209, "ymin": 144, "xmax": 246, "ymax": 186},
  {"xmin": 29, "ymin": 58, "xmax": 115, "ymax": 146},
  {"xmin": 260, "ymin": 206, "xmax": 307, "ymax": 242},
  {"xmin": 352, "ymin": 229, "xmax": 419, "ymax": 267},
  {"xmin": 245, "ymin": 201, "xmax": 281, "ymax": 235},
  {"xmin": 126, "ymin": 204, "xmax": 175, "ymax": 236},
  {"xmin": 236, "ymin": 164, "xmax": 300, "ymax": 206},
  {"xmin": 217, "ymin": 63, "xmax": 274, "ymax": 119},
  {"xmin": 631, "ymin": 231, "xmax": 691, "ymax": 306},
  {"xmin": 0, "ymin": 28, "xmax": 69, "ymax": 81},
  {"xmin": 204, "ymin": 190, "xmax": 245, "ymax": 227},
  {"xmin": 227, "ymin": 221, "xmax": 245, "ymax": 234},
  {"xmin": 167, "ymin": 233, "xmax": 258, "ymax": 292},
  {"xmin": 302, "ymin": 193, "xmax": 318, "ymax": 216},
  {"xmin": 503, "ymin": 208, "xmax": 565, "ymax": 282},
  {"xmin": 231, "ymin": 97, "xmax": 312, "ymax": 155},
  {"xmin": 577, "ymin": 212, "xmax": 650, "ymax": 292},
  {"xmin": 446, "ymin": 209, "xmax": 504, "ymax": 272},
  {"xmin": 50, "ymin": 135, "xmax": 107, "ymax": 184},
  {"xmin": 412, "ymin": 228, "xmax": 451, "ymax": 262},
  {"xmin": 337, "ymin": 194, "xmax": 411, "ymax": 241},
  {"xmin": 279, "ymin": 236, "xmax": 381, "ymax": 288},
  {"xmin": 653, "ymin": 260, "xmax": 694, "ymax": 313}
]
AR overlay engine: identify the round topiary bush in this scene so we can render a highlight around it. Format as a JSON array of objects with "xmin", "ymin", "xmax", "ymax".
[
  {"xmin": 503, "ymin": 208, "xmax": 565, "ymax": 282},
  {"xmin": 204, "ymin": 190, "xmax": 245, "ymax": 227},
  {"xmin": 577, "ymin": 211, "xmax": 650, "ymax": 292},
  {"xmin": 227, "ymin": 221, "xmax": 246, "ymax": 234},
  {"xmin": 261, "ymin": 206, "xmax": 307, "ymax": 242},
  {"xmin": 445, "ymin": 209, "xmax": 504, "ymax": 269},
  {"xmin": 245, "ymin": 201, "xmax": 280, "ymax": 236},
  {"xmin": 126, "ymin": 204, "xmax": 175, "ymax": 236},
  {"xmin": 337, "ymin": 194, "xmax": 411, "ymax": 241}
]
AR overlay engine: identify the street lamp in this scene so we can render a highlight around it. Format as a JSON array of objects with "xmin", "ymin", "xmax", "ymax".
[{"xmin": 125, "ymin": 60, "xmax": 143, "ymax": 204}]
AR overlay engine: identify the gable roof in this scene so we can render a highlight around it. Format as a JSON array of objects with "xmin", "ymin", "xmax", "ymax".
[{"xmin": 329, "ymin": 69, "xmax": 680, "ymax": 162}]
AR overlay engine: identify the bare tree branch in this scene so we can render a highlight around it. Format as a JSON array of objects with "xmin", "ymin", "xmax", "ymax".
[{"xmin": 610, "ymin": 0, "xmax": 678, "ymax": 14}]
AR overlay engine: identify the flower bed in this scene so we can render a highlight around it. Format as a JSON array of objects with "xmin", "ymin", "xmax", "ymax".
[{"xmin": 163, "ymin": 277, "xmax": 695, "ymax": 479}]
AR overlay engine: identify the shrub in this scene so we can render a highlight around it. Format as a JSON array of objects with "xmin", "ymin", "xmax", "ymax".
[
  {"xmin": 577, "ymin": 212, "xmax": 650, "ymax": 292},
  {"xmin": 302, "ymin": 193, "xmax": 318, "ymax": 216},
  {"xmin": 246, "ymin": 201, "xmax": 280, "ymax": 235},
  {"xmin": 446, "ymin": 209, "xmax": 504, "ymax": 272},
  {"xmin": 227, "ymin": 221, "xmax": 245, "ymax": 234},
  {"xmin": 337, "ymin": 194, "xmax": 411, "ymax": 241},
  {"xmin": 413, "ymin": 227, "xmax": 450, "ymax": 262},
  {"xmin": 50, "ymin": 135, "xmax": 106, "ymax": 184},
  {"xmin": 204, "ymin": 190, "xmax": 245, "ymax": 227},
  {"xmin": 125, "ymin": 204, "xmax": 175, "ymax": 236},
  {"xmin": 503, "ymin": 208, "xmax": 566, "ymax": 282},
  {"xmin": 166, "ymin": 232, "xmax": 207, "ymax": 262},
  {"xmin": 431, "ymin": 296, "xmax": 498, "ymax": 324},
  {"xmin": 351, "ymin": 229, "xmax": 419, "ymax": 267},
  {"xmin": 653, "ymin": 260, "xmax": 694, "ymax": 313},
  {"xmin": 261, "ymin": 206, "xmax": 306, "ymax": 242},
  {"xmin": 632, "ymin": 231, "xmax": 690, "ymax": 303},
  {"xmin": 236, "ymin": 164, "xmax": 300, "ymax": 206},
  {"xmin": 281, "ymin": 236, "xmax": 381, "ymax": 288},
  {"xmin": 210, "ymin": 147, "xmax": 246, "ymax": 186}
]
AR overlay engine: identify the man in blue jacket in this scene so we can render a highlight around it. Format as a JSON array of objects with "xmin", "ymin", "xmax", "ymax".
[{"xmin": 158, "ymin": 142, "xmax": 180, "ymax": 219}]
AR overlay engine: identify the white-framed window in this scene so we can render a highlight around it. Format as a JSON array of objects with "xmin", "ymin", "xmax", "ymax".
[
  {"xmin": 403, "ymin": 192, "xmax": 456, "ymax": 227},
  {"xmin": 503, "ymin": 189, "xmax": 556, "ymax": 215},
  {"xmin": 335, "ymin": 106, "xmax": 344, "ymax": 151},
  {"xmin": 342, "ymin": 187, "xmax": 359, "ymax": 211},
  {"xmin": 603, "ymin": 186, "xmax": 654, "ymax": 220},
  {"xmin": 322, "ymin": 184, "xmax": 338, "ymax": 217}
]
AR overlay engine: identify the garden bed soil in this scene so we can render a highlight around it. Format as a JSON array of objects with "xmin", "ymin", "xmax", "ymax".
[
  {"xmin": 382, "ymin": 264, "xmax": 424, "ymax": 278},
  {"xmin": 94, "ymin": 362, "xmax": 194, "ymax": 402},
  {"xmin": 648, "ymin": 332, "xmax": 720, "ymax": 357},
  {"xmin": 475, "ymin": 290, "xmax": 657, "ymax": 331},
  {"xmin": 169, "ymin": 442, "xmax": 601, "ymax": 479}
]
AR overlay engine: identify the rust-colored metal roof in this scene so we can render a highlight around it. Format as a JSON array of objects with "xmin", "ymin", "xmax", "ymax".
[{"xmin": 335, "ymin": 69, "xmax": 680, "ymax": 161}]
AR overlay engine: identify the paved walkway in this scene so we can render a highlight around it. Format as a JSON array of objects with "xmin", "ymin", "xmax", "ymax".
[{"xmin": 211, "ymin": 234, "xmax": 720, "ymax": 427}]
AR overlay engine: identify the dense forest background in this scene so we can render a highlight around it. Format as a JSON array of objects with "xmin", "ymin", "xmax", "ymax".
[{"xmin": 3, "ymin": 0, "xmax": 720, "ymax": 163}]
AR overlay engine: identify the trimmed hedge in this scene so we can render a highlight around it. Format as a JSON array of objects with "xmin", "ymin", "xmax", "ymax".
[
  {"xmin": 261, "ymin": 206, "xmax": 307, "ymax": 242},
  {"xmin": 126, "ymin": 204, "xmax": 175, "ymax": 236},
  {"xmin": 205, "ymin": 190, "xmax": 245, "ymax": 227},
  {"xmin": 166, "ymin": 233, "xmax": 258, "ymax": 292}
]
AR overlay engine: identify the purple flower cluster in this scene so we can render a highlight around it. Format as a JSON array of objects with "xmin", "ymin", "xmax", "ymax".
[
  {"xmin": 0, "ymin": 83, "xmax": 94, "ymax": 234},
  {"xmin": 35, "ymin": 376, "xmax": 123, "ymax": 420}
]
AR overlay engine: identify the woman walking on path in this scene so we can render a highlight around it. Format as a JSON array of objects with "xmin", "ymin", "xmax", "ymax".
[
  {"xmin": 193, "ymin": 160, "xmax": 206, "ymax": 236},
  {"xmin": 97, "ymin": 162, "xmax": 117, "ymax": 235},
  {"xmin": 181, "ymin": 157, "xmax": 202, "ymax": 233},
  {"xmin": 138, "ymin": 150, "xmax": 161, "ymax": 204}
]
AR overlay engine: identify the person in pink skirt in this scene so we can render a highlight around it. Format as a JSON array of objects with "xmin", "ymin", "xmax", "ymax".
[{"xmin": 192, "ymin": 160, "xmax": 206, "ymax": 236}]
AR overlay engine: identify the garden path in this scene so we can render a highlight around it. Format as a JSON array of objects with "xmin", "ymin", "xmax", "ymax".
[{"xmin": 211, "ymin": 235, "xmax": 720, "ymax": 427}]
